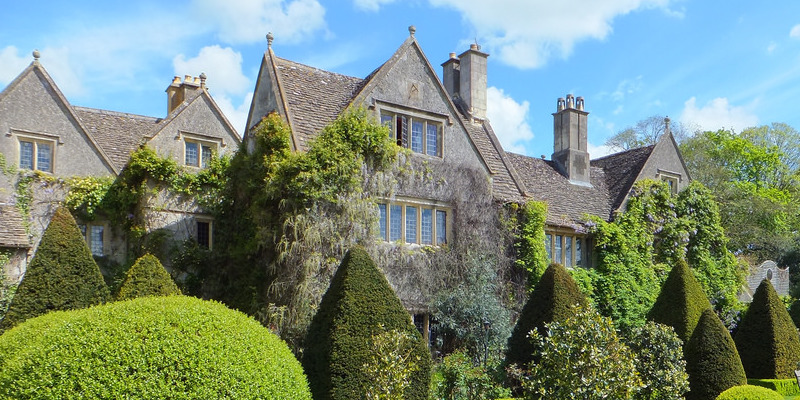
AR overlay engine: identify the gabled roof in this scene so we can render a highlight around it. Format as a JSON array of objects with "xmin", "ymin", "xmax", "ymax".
[
  {"xmin": 248, "ymin": 35, "xmax": 527, "ymax": 201},
  {"xmin": 149, "ymin": 89, "xmax": 241, "ymax": 144},
  {"xmin": 74, "ymin": 107, "xmax": 157, "ymax": 170},
  {"xmin": 591, "ymin": 145, "xmax": 655, "ymax": 214},
  {"xmin": 0, "ymin": 205, "xmax": 29, "ymax": 248}
]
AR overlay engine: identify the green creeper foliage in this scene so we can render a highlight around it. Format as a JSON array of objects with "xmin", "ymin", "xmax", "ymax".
[
  {"xmin": 0, "ymin": 207, "xmax": 109, "ymax": 331},
  {"xmin": 715, "ymin": 385, "xmax": 783, "ymax": 400},
  {"xmin": 0, "ymin": 296, "xmax": 310, "ymax": 400},
  {"xmin": 522, "ymin": 305, "xmax": 643, "ymax": 399},
  {"xmin": 734, "ymin": 279, "xmax": 800, "ymax": 379},
  {"xmin": 625, "ymin": 322, "xmax": 689, "ymax": 400},
  {"xmin": 115, "ymin": 254, "xmax": 181, "ymax": 300},
  {"xmin": 432, "ymin": 351, "xmax": 511, "ymax": 400},
  {"xmin": 514, "ymin": 200, "xmax": 548, "ymax": 288},
  {"xmin": 647, "ymin": 259, "xmax": 713, "ymax": 343},
  {"xmin": 685, "ymin": 309, "xmax": 747, "ymax": 400},
  {"xmin": 302, "ymin": 247, "xmax": 430, "ymax": 400},
  {"xmin": 505, "ymin": 263, "xmax": 587, "ymax": 368},
  {"xmin": 362, "ymin": 326, "xmax": 422, "ymax": 400}
]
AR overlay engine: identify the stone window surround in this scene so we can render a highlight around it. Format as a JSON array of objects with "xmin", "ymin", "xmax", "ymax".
[
  {"xmin": 77, "ymin": 222, "xmax": 107, "ymax": 257},
  {"xmin": 376, "ymin": 101, "xmax": 447, "ymax": 158},
  {"xmin": 545, "ymin": 228, "xmax": 589, "ymax": 268},
  {"xmin": 9, "ymin": 129, "xmax": 62, "ymax": 173},
  {"xmin": 177, "ymin": 131, "xmax": 224, "ymax": 168},
  {"xmin": 195, "ymin": 217, "xmax": 213, "ymax": 250},
  {"xmin": 377, "ymin": 197, "xmax": 451, "ymax": 247},
  {"xmin": 656, "ymin": 168, "xmax": 682, "ymax": 194}
]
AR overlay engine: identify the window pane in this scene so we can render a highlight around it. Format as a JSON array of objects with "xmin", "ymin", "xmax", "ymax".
[
  {"xmin": 390, "ymin": 205, "xmax": 402, "ymax": 241},
  {"xmin": 565, "ymin": 236, "xmax": 573, "ymax": 267},
  {"xmin": 398, "ymin": 116, "xmax": 407, "ymax": 147},
  {"xmin": 426, "ymin": 123, "xmax": 439, "ymax": 156},
  {"xmin": 436, "ymin": 210, "xmax": 447, "ymax": 245},
  {"xmin": 378, "ymin": 204, "xmax": 387, "ymax": 241},
  {"xmin": 37, "ymin": 142, "xmax": 52, "ymax": 172},
  {"xmin": 197, "ymin": 221, "xmax": 210, "ymax": 249},
  {"xmin": 545, "ymin": 233, "xmax": 552, "ymax": 262},
  {"xmin": 555, "ymin": 235, "xmax": 563, "ymax": 265},
  {"xmin": 381, "ymin": 114, "xmax": 393, "ymax": 139},
  {"xmin": 90, "ymin": 225, "xmax": 104, "ymax": 256},
  {"xmin": 411, "ymin": 120, "xmax": 423, "ymax": 153},
  {"xmin": 405, "ymin": 206, "xmax": 417, "ymax": 243},
  {"xmin": 421, "ymin": 208, "xmax": 433, "ymax": 245},
  {"xmin": 19, "ymin": 141, "xmax": 33, "ymax": 170},
  {"xmin": 575, "ymin": 238, "xmax": 583, "ymax": 267},
  {"xmin": 201, "ymin": 145, "xmax": 212, "ymax": 168},
  {"xmin": 185, "ymin": 142, "xmax": 198, "ymax": 166}
]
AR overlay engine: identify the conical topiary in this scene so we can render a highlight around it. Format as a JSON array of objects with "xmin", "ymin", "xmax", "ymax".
[
  {"xmin": 789, "ymin": 299, "xmax": 800, "ymax": 329},
  {"xmin": 505, "ymin": 263, "xmax": 588, "ymax": 368},
  {"xmin": 302, "ymin": 246, "xmax": 430, "ymax": 400},
  {"xmin": 0, "ymin": 207, "xmax": 109, "ymax": 331},
  {"xmin": 116, "ymin": 254, "xmax": 181, "ymax": 301},
  {"xmin": 647, "ymin": 259, "xmax": 712, "ymax": 343},
  {"xmin": 734, "ymin": 279, "xmax": 800, "ymax": 379},
  {"xmin": 685, "ymin": 309, "xmax": 746, "ymax": 400}
]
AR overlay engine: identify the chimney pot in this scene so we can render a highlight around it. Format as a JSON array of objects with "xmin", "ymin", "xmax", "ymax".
[
  {"xmin": 576, "ymin": 96, "xmax": 584, "ymax": 111},
  {"xmin": 172, "ymin": 76, "xmax": 181, "ymax": 85},
  {"xmin": 557, "ymin": 97, "xmax": 566, "ymax": 112},
  {"xmin": 184, "ymin": 75, "xmax": 191, "ymax": 83},
  {"xmin": 449, "ymin": 52, "xmax": 457, "ymax": 59},
  {"xmin": 470, "ymin": 43, "xmax": 478, "ymax": 50}
]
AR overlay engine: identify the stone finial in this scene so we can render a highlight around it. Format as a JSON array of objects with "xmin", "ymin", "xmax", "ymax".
[
  {"xmin": 266, "ymin": 32, "xmax": 274, "ymax": 47},
  {"xmin": 32, "ymin": 49, "xmax": 40, "ymax": 64},
  {"xmin": 408, "ymin": 25, "xmax": 416, "ymax": 36},
  {"xmin": 199, "ymin": 72, "xmax": 207, "ymax": 88}
]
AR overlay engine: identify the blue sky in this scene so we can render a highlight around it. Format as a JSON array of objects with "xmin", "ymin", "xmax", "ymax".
[{"xmin": 2, "ymin": 1, "xmax": 800, "ymax": 158}]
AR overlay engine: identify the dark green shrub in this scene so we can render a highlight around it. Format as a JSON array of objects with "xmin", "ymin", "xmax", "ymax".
[
  {"xmin": 302, "ymin": 246, "xmax": 430, "ymax": 400},
  {"xmin": 789, "ymin": 299, "xmax": 800, "ymax": 329},
  {"xmin": 748, "ymin": 378, "xmax": 800, "ymax": 395},
  {"xmin": 625, "ymin": 322, "xmax": 689, "ymax": 400},
  {"xmin": 0, "ymin": 296, "xmax": 310, "ymax": 399},
  {"xmin": 0, "ymin": 207, "xmax": 109, "ymax": 331},
  {"xmin": 735, "ymin": 279, "xmax": 800, "ymax": 379},
  {"xmin": 505, "ymin": 263, "xmax": 587, "ymax": 368},
  {"xmin": 685, "ymin": 309, "xmax": 746, "ymax": 400},
  {"xmin": 715, "ymin": 385, "xmax": 782, "ymax": 400},
  {"xmin": 116, "ymin": 254, "xmax": 181, "ymax": 300},
  {"xmin": 647, "ymin": 259, "xmax": 712, "ymax": 343}
]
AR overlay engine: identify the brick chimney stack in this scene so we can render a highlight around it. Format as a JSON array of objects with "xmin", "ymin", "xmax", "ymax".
[
  {"xmin": 552, "ymin": 94, "xmax": 591, "ymax": 186},
  {"xmin": 166, "ymin": 74, "xmax": 204, "ymax": 115}
]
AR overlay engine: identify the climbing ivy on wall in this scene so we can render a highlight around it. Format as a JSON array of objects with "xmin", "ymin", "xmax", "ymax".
[{"xmin": 512, "ymin": 200, "xmax": 549, "ymax": 289}]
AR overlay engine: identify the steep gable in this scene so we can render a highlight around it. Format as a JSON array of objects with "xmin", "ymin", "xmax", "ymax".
[
  {"xmin": 73, "ymin": 107, "xmax": 157, "ymax": 171},
  {"xmin": 591, "ymin": 145, "xmax": 655, "ymax": 214}
]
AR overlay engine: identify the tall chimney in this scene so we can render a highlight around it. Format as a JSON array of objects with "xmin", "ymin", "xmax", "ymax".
[
  {"xmin": 166, "ymin": 74, "xmax": 203, "ymax": 114},
  {"xmin": 457, "ymin": 43, "xmax": 488, "ymax": 120},
  {"xmin": 441, "ymin": 52, "xmax": 460, "ymax": 100},
  {"xmin": 552, "ymin": 94, "xmax": 590, "ymax": 186}
]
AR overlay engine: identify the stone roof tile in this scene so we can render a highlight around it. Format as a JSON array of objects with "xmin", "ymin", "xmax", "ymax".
[
  {"xmin": 0, "ymin": 205, "xmax": 30, "ymax": 248},
  {"xmin": 591, "ymin": 145, "xmax": 654, "ymax": 212},
  {"xmin": 73, "ymin": 107, "xmax": 158, "ymax": 170}
]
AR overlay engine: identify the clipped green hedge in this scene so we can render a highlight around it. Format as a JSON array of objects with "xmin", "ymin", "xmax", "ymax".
[
  {"xmin": 302, "ymin": 246, "xmax": 430, "ymax": 400},
  {"xmin": 116, "ymin": 253, "xmax": 181, "ymax": 300},
  {"xmin": 685, "ymin": 309, "xmax": 747, "ymax": 400},
  {"xmin": 0, "ymin": 296, "xmax": 310, "ymax": 399},
  {"xmin": 505, "ymin": 263, "xmax": 587, "ymax": 368},
  {"xmin": 748, "ymin": 378, "xmax": 800, "ymax": 396},
  {"xmin": 647, "ymin": 259, "xmax": 712, "ymax": 343},
  {"xmin": 0, "ymin": 207, "xmax": 109, "ymax": 331},
  {"xmin": 735, "ymin": 279, "xmax": 800, "ymax": 379},
  {"xmin": 715, "ymin": 385, "xmax": 783, "ymax": 400}
]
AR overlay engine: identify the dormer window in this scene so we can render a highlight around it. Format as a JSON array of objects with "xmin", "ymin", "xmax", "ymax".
[
  {"xmin": 380, "ymin": 111, "xmax": 442, "ymax": 157},
  {"xmin": 657, "ymin": 169, "xmax": 682, "ymax": 194}
]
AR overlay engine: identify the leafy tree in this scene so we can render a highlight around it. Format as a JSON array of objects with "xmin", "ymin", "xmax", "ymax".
[
  {"xmin": 684, "ymin": 309, "xmax": 746, "ymax": 400},
  {"xmin": 302, "ymin": 247, "xmax": 430, "ymax": 400},
  {"xmin": 625, "ymin": 322, "xmax": 689, "ymax": 400},
  {"xmin": 605, "ymin": 115, "xmax": 693, "ymax": 152},
  {"xmin": 734, "ymin": 279, "xmax": 800, "ymax": 379},
  {"xmin": 505, "ymin": 263, "xmax": 587, "ymax": 368},
  {"xmin": 0, "ymin": 207, "xmax": 109, "ymax": 331},
  {"xmin": 647, "ymin": 258, "xmax": 712, "ymax": 343},
  {"xmin": 116, "ymin": 254, "xmax": 181, "ymax": 300},
  {"xmin": 432, "ymin": 351, "xmax": 510, "ymax": 400},
  {"xmin": 0, "ymin": 296, "xmax": 311, "ymax": 399},
  {"xmin": 521, "ymin": 305, "xmax": 642, "ymax": 399}
]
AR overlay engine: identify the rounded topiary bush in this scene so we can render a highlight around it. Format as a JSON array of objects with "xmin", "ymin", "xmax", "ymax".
[
  {"xmin": 715, "ymin": 385, "xmax": 783, "ymax": 400},
  {"xmin": 116, "ymin": 254, "xmax": 181, "ymax": 300},
  {"xmin": 685, "ymin": 309, "xmax": 746, "ymax": 400},
  {"xmin": 734, "ymin": 279, "xmax": 800, "ymax": 379},
  {"xmin": 505, "ymin": 262, "xmax": 587, "ymax": 368},
  {"xmin": 0, "ymin": 296, "xmax": 310, "ymax": 400},
  {"xmin": 302, "ymin": 246, "xmax": 430, "ymax": 400},
  {"xmin": 647, "ymin": 259, "xmax": 712, "ymax": 344}
]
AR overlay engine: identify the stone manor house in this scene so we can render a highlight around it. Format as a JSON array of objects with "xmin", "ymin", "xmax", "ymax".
[{"xmin": 0, "ymin": 28, "xmax": 690, "ymax": 311}]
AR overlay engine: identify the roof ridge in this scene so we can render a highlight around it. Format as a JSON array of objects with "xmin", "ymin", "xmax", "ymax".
[
  {"xmin": 273, "ymin": 56, "xmax": 364, "ymax": 82},
  {"xmin": 591, "ymin": 143, "xmax": 655, "ymax": 162},
  {"xmin": 73, "ymin": 106, "xmax": 160, "ymax": 122}
]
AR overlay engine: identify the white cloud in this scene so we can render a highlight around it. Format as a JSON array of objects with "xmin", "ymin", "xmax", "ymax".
[
  {"xmin": 37, "ymin": 47, "xmax": 85, "ymax": 96},
  {"xmin": 173, "ymin": 46, "xmax": 251, "ymax": 97},
  {"xmin": 215, "ymin": 92, "xmax": 253, "ymax": 135},
  {"xmin": 679, "ymin": 97, "xmax": 758, "ymax": 132},
  {"xmin": 429, "ymin": 0, "xmax": 675, "ymax": 68},
  {"xmin": 192, "ymin": 0, "xmax": 327, "ymax": 44},
  {"xmin": 790, "ymin": 24, "xmax": 800, "ymax": 39},
  {"xmin": 486, "ymin": 86, "xmax": 534, "ymax": 154},
  {"xmin": 0, "ymin": 46, "xmax": 30, "ymax": 86},
  {"xmin": 353, "ymin": 0, "xmax": 397, "ymax": 11},
  {"xmin": 767, "ymin": 42, "xmax": 777, "ymax": 54},
  {"xmin": 588, "ymin": 142, "xmax": 614, "ymax": 158}
]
